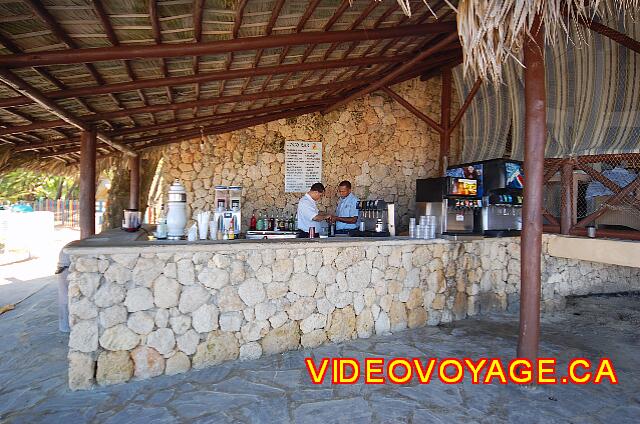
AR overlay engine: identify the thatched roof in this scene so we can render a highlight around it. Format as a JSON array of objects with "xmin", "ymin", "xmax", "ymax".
[{"xmin": 0, "ymin": 0, "xmax": 459, "ymax": 169}]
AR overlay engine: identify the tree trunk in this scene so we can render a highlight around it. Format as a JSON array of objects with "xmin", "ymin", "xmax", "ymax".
[
  {"xmin": 104, "ymin": 151, "xmax": 162, "ymax": 229},
  {"xmin": 55, "ymin": 177, "xmax": 64, "ymax": 200}
]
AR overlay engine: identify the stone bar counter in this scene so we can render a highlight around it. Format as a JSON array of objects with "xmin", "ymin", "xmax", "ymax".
[{"xmin": 63, "ymin": 230, "xmax": 640, "ymax": 390}]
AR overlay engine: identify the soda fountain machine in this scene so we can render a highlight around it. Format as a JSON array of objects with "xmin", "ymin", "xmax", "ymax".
[
  {"xmin": 415, "ymin": 177, "xmax": 483, "ymax": 237},
  {"xmin": 446, "ymin": 159, "xmax": 524, "ymax": 237},
  {"xmin": 351, "ymin": 199, "xmax": 396, "ymax": 237}
]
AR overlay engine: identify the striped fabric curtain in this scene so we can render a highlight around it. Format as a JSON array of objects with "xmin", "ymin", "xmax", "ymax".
[
  {"xmin": 453, "ymin": 67, "xmax": 511, "ymax": 162},
  {"xmin": 457, "ymin": 10, "xmax": 640, "ymax": 161}
]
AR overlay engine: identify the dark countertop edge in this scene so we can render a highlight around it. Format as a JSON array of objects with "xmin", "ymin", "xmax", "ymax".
[{"xmin": 63, "ymin": 227, "xmax": 519, "ymax": 255}]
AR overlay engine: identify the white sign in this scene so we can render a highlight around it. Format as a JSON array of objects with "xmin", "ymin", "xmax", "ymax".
[{"xmin": 284, "ymin": 141, "xmax": 323, "ymax": 193}]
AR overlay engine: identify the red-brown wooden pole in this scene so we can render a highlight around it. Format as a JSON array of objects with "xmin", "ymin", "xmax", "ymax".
[
  {"xmin": 129, "ymin": 155, "xmax": 140, "ymax": 210},
  {"xmin": 0, "ymin": 23, "xmax": 455, "ymax": 69},
  {"xmin": 560, "ymin": 160, "xmax": 573, "ymax": 234},
  {"xmin": 518, "ymin": 16, "xmax": 546, "ymax": 361},
  {"xmin": 439, "ymin": 67, "xmax": 452, "ymax": 175},
  {"xmin": 79, "ymin": 127, "xmax": 97, "ymax": 239}
]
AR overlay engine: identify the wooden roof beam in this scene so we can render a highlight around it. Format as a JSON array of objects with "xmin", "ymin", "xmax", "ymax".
[
  {"xmin": 22, "ymin": 0, "xmax": 130, "ymax": 123},
  {"xmin": 135, "ymin": 104, "xmax": 326, "ymax": 151},
  {"xmin": 112, "ymin": 98, "xmax": 332, "ymax": 138},
  {"xmin": 0, "ymin": 32, "xmax": 110, "ymax": 128},
  {"xmin": 48, "ymin": 103, "xmax": 327, "ymax": 157},
  {"xmin": 0, "ymin": 53, "xmax": 408, "ymax": 110},
  {"xmin": 353, "ymin": 2, "xmax": 446, "ymax": 83},
  {"xmin": 0, "ymin": 70, "xmax": 136, "ymax": 157},
  {"xmin": 237, "ymin": 0, "xmax": 286, "ymax": 104},
  {"xmin": 14, "ymin": 137, "xmax": 80, "ymax": 152},
  {"xmin": 580, "ymin": 18, "xmax": 640, "ymax": 54},
  {"xmin": 324, "ymin": 32, "xmax": 459, "ymax": 113},
  {"xmin": 150, "ymin": 0, "xmax": 173, "ymax": 105},
  {"xmin": 217, "ymin": 0, "xmax": 248, "ymax": 111},
  {"xmin": 274, "ymin": 0, "xmax": 351, "ymax": 93},
  {"xmin": 450, "ymin": 78, "xmax": 482, "ymax": 130},
  {"xmin": 259, "ymin": 0, "xmax": 323, "ymax": 95},
  {"xmin": 192, "ymin": 0, "xmax": 205, "ymax": 108},
  {"xmin": 91, "ymin": 0, "xmax": 155, "ymax": 124},
  {"xmin": 381, "ymin": 86, "xmax": 443, "ymax": 133},
  {"xmin": 312, "ymin": 0, "xmax": 390, "ymax": 87},
  {"xmin": 85, "ymin": 78, "xmax": 372, "ymax": 122},
  {"xmin": 0, "ymin": 23, "xmax": 457, "ymax": 68},
  {"xmin": 320, "ymin": 1, "xmax": 428, "ymax": 97},
  {"xmin": 2, "ymin": 52, "xmax": 456, "ymax": 140}
]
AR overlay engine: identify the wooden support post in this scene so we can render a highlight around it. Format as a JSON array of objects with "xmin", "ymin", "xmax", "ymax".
[
  {"xmin": 560, "ymin": 160, "xmax": 573, "ymax": 234},
  {"xmin": 79, "ymin": 128, "xmax": 97, "ymax": 239},
  {"xmin": 129, "ymin": 155, "xmax": 140, "ymax": 210},
  {"xmin": 518, "ymin": 16, "xmax": 546, "ymax": 362},
  {"xmin": 381, "ymin": 86, "xmax": 443, "ymax": 134},
  {"xmin": 439, "ymin": 67, "xmax": 452, "ymax": 175}
]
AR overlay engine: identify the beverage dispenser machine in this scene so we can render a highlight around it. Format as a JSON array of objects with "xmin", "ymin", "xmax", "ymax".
[
  {"xmin": 415, "ymin": 177, "xmax": 483, "ymax": 236},
  {"xmin": 446, "ymin": 159, "xmax": 524, "ymax": 237}
]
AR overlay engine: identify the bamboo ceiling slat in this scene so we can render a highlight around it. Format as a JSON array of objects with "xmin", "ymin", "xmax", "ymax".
[{"xmin": 0, "ymin": 0, "xmax": 460, "ymax": 158}]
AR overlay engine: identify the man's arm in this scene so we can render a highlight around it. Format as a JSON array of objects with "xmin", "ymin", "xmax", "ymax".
[
  {"xmin": 333, "ymin": 216, "xmax": 357, "ymax": 224},
  {"xmin": 333, "ymin": 197, "xmax": 359, "ymax": 223},
  {"xmin": 313, "ymin": 213, "xmax": 329, "ymax": 222}
]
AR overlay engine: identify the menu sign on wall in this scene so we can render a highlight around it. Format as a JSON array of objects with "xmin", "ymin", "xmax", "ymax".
[{"xmin": 284, "ymin": 141, "xmax": 323, "ymax": 193}]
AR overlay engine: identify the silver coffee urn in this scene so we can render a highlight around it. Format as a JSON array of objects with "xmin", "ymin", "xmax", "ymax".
[{"xmin": 167, "ymin": 179, "xmax": 187, "ymax": 240}]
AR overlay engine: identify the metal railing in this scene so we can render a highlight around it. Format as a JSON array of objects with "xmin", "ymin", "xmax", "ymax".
[
  {"xmin": 543, "ymin": 153, "xmax": 640, "ymax": 240},
  {"xmin": 29, "ymin": 199, "xmax": 106, "ymax": 229}
]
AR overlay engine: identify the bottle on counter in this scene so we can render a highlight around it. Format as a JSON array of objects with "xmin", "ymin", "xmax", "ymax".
[
  {"xmin": 155, "ymin": 204, "xmax": 168, "ymax": 239},
  {"xmin": 278, "ymin": 213, "xmax": 286, "ymax": 231},
  {"xmin": 228, "ymin": 216, "xmax": 235, "ymax": 240},
  {"xmin": 216, "ymin": 215, "xmax": 224, "ymax": 240},
  {"xmin": 250, "ymin": 212, "xmax": 257, "ymax": 231}
]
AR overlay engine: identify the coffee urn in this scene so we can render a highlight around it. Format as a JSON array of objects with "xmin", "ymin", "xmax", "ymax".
[{"xmin": 167, "ymin": 179, "xmax": 187, "ymax": 240}]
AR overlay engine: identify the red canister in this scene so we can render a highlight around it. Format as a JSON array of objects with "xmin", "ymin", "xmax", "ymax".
[{"xmin": 308, "ymin": 227, "xmax": 316, "ymax": 238}]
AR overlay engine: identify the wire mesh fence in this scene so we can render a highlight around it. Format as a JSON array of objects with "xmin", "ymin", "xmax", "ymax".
[
  {"xmin": 543, "ymin": 153, "xmax": 640, "ymax": 236},
  {"xmin": 28, "ymin": 199, "xmax": 108, "ymax": 230}
]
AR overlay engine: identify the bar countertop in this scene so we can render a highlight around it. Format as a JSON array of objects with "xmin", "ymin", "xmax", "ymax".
[{"xmin": 63, "ymin": 226, "xmax": 476, "ymax": 255}]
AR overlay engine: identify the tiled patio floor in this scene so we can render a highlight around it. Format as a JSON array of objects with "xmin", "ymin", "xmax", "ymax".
[{"xmin": 1, "ymin": 280, "xmax": 638, "ymax": 423}]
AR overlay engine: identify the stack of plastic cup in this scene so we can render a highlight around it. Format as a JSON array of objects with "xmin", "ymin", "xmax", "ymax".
[
  {"xmin": 419, "ymin": 216, "xmax": 428, "ymax": 239},
  {"xmin": 426, "ymin": 215, "xmax": 437, "ymax": 239},
  {"xmin": 419, "ymin": 215, "xmax": 438, "ymax": 239},
  {"xmin": 409, "ymin": 217, "xmax": 417, "ymax": 238}
]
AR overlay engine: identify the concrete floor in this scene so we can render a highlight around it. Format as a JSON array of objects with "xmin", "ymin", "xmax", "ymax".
[{"xmin": 0, "ymin": 279, "xmax": 638, "ymax": 423}]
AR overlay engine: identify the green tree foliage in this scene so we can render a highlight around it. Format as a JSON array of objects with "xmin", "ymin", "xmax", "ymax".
[{"xmin": 0, "ymin": 169, "xmax": 77, "ymax": 202}]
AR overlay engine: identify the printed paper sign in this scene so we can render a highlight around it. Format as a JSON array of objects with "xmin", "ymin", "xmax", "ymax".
[{"xmin": 285, "ymin": 141, "xmax": 322, "ymax": 193}]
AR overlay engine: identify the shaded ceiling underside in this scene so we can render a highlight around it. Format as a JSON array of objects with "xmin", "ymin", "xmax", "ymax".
[{"xmin": 0, "ymin": 0, "xmax": 461, "ymax": 164}]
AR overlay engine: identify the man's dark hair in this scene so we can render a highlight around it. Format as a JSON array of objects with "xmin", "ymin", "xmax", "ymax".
[
  {"xmin": 338, "ymin": 180, "xmax": 352, "ymax": 189},
  {"xmin": 310, "ymin": 183, "xmax": 325, "ymax": 193}
]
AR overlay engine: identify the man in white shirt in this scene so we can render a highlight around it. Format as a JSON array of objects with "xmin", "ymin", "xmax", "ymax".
[{"xmin": 296, "ymin": 183, "xmax": 330, "ymax": 237}]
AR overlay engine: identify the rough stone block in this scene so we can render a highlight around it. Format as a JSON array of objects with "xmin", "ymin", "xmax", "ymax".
[
  {"xmin": 261, "ymin": 321, "xmax": 300, "ymax": 355},
  {"xmin": 192, "ymin": 331, "xmax": 239, "ymax": 369},
  {"xmin": 96, "ymin": 351, "xmax": 133, "ymax": 386}
]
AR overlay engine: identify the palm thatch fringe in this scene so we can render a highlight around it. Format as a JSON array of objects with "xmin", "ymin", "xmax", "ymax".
[
  {"xmin": 397, "ymin": 0, "xmax": 638, "ymax": 82},
  {"xmin": 0, "ymin": 145, "xmax": 123, "ymax": 176}
]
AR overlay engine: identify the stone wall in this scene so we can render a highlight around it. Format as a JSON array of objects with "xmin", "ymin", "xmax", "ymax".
[
  {"xmin": 64, "ymin": 236, "xmax": 640, "ymax": 390},
  {"xmin": 158, "ymin": 77, "xmax": 461, "ymax": 231}
]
